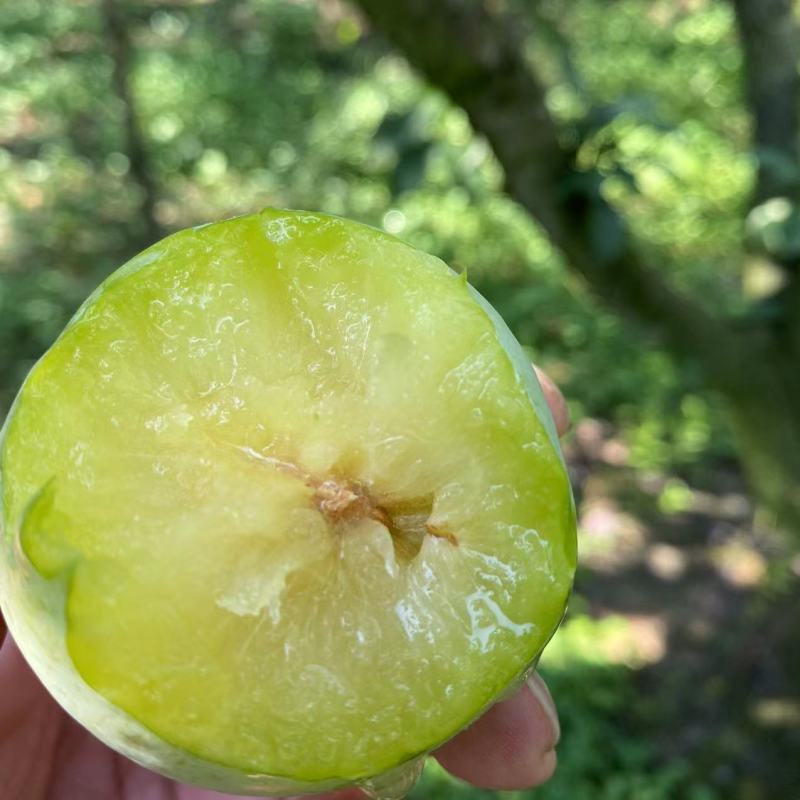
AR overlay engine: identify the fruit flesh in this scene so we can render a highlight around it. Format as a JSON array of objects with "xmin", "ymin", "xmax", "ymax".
[{"xmin": 1, "ymin": 209, "xmax": 575, "ymax": 782}]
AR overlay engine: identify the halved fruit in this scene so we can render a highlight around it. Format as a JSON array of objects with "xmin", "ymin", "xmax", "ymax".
[{"xmin": 0, "ymin": 209, "xmax": 576, "ymax": 796}]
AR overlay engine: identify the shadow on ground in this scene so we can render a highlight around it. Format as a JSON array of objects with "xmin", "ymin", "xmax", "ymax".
[{"xmin": 565, "ymin": 418, "xmax": 800, "ymax": 799}]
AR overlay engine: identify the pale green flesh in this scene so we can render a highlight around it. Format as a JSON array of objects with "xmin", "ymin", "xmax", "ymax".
[{"xmin": 1, "ymin": 209, "xmax": 575, "ymax": 782}]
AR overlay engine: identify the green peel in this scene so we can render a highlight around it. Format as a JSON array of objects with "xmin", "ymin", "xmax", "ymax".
[{"xmin": 0, "ymin": 208, "xmax": 575, "ymax": 796}]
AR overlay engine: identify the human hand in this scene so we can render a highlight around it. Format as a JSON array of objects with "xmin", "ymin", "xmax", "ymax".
[{"xmin": 0, "ymin": 366, "xmax": 569, "ymax": 800}]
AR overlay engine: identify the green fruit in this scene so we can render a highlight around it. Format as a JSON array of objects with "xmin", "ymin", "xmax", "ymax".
[{"xmin": 0, "ymin": 209, "xmax": 576, "ymax": 797}]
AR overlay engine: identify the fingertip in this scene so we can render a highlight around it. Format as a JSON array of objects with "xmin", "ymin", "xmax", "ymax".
[
  {"xmin": 537, "ymin": 747, "xmax": 558, "ymax": 783},
  {"xmin": 433, "ymin": 677, "xmax": 559, "ymax": 790},
  {"xmin": 527, "ymin": 672, "xmax": 560, "ymax": 746},
  {"xmin": 533, "ymin": 365, "xmax": 570, "ymax": 437}
]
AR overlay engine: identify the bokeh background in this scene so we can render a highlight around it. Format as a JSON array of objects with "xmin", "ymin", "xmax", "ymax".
[{"xmin": 2, "ymin": 1, "xmax": 800, "ymax": 798}]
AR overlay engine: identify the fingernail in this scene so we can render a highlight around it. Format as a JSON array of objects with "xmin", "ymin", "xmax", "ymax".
[{"xmin": 527, "ymin": 672, "xmax": 560, "ymax": 748}]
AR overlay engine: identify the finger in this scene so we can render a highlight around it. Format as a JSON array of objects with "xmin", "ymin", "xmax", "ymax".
[
  {"xmin": 176, "ymin": 787, "xmax": 365, "ymax": 800},
  {"xmin": 433, "ymin": 673, "xmax": 559, "ymax": 790},
  {"xmin": 533, "ymin": 366, "xmax": 570, "ymax": 438}
]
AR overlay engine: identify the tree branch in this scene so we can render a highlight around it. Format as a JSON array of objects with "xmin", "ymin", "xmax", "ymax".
[
  {"xmin": 101, "ymin": 0, "xmax": 164, "ymax": 246},
  {"xmin": 353, "ymin": 0, "xmax": 745, "ymax": 393}
]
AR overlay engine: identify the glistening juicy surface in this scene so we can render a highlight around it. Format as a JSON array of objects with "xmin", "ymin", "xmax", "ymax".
[{"xmin": 1, "ymin": 209, "xmax": 575, "ymax": 781}]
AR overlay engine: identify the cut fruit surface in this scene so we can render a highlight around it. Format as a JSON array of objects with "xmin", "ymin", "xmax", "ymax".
[{"xmin": 1, "ymin": 209, "xmax": 576, "ymax": 783}]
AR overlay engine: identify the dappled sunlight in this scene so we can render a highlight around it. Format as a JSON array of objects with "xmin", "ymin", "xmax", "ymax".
[
  {"xmin": 542, "ymin": 613, "xmax": 667, "ymax": 670},
  {"xmin": 577, "ymin": 494, "xmax": 647, "ymax": 570},
  {"xmin": 710, "ymin": 541, "xmax": 767, "ymax": 589},
  {"xmin": 751, "ymin": 699, "xmax": 800, "ymax": 729},
  {"xmin": 645, "ymin": 543, "xmax": 688, "ymax": 582}
]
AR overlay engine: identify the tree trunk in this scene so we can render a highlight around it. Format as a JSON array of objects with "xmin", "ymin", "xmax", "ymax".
[
  {"xmin": 352, "ymin": 0, "xmax": 800, "ymax": 534},
  {"xmin": 730, "ymin": 0, "xmax": 800, "ymax": 205},
  {"xmin": 730, "ymin": 0, "xmax": 800, "ymax": 413},
  {"xmin": 722, "ymin": 348, "xmax": 800, "ymax": 534},
  {"xmin": 101, "ymin": 0, "xmax": 164, "ymax": 247}
]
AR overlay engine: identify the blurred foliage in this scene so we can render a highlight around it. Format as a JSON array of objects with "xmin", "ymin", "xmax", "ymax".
[
  {"xmin": 0, "ymin": 0, "xmax": 749, "ymax": 483},
  {"xmin": 1, "ymin": 1, "xmax": 796, "ymax": 798}
]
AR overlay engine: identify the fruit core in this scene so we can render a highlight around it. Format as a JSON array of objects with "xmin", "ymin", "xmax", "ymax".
[{"xmin": 243, "ymin": 449, "xmax": 453, "ymax": 562}]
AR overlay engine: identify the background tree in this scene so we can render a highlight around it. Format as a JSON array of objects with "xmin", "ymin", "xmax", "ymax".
[{"xmin": 352, "ymin": 0, "xmax": 800, "ymax": 534}]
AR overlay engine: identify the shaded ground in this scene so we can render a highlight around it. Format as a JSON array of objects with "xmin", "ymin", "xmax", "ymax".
[{"xmin": 565, "ymin": 419, "xmax": 800, "ymax": 800}]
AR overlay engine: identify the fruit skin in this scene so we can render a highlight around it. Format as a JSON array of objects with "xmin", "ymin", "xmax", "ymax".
[{"xmin": 0, "ymin": 209, "xmax": 575, "ymax": 797}]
